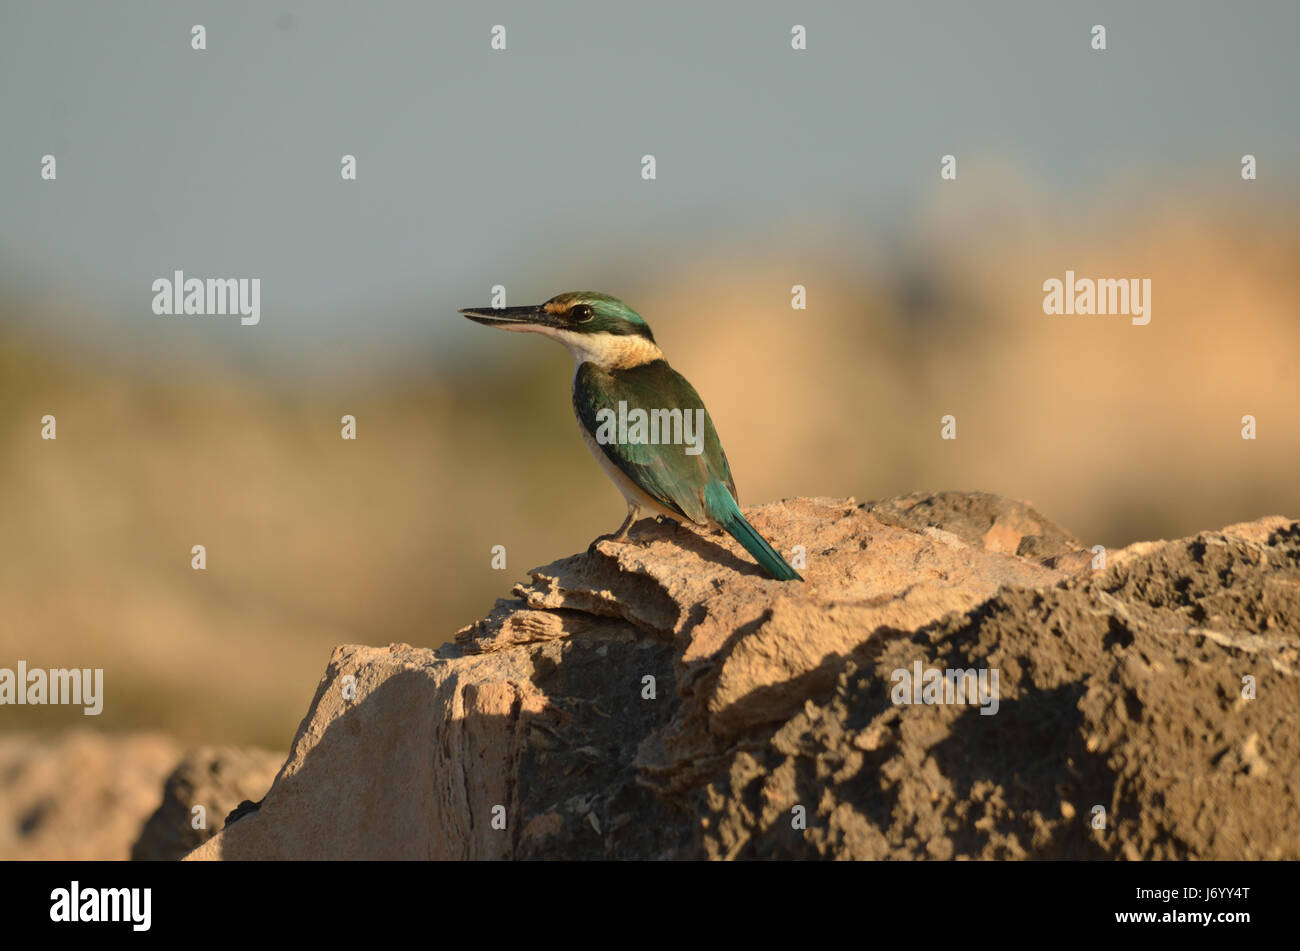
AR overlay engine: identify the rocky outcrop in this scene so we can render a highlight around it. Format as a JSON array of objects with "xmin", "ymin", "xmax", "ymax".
[
  {"xmin": 132, "ymin": 746, "xmax": 283, "ymax": 860},
  {"xmin": 0, "ymin": 733, "xmax": 282, "ymax": 860},
  {"xmin": 183, "ymin": 493, "xmax": 1300, "ymax": 860},
  {"xmin": 0, "ymin": 731, "xmax": 181, "ymax": 860}
]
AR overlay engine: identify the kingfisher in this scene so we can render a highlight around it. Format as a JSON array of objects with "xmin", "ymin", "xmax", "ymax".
[{"xmin": 459, "ymin": 291, "xmax": 803, "ymax": 581}]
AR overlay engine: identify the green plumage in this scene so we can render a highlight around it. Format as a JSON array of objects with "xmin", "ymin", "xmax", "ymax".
[
  {"xmin": 574, "ymin": 360, "xmax": 803, "ymax": 581},
  {"xmin": 460, "ymin": 290, "xmax": 802, "ymax": 582},
  {"xmin": 573, "ymin": 359, "xmax": 732, "ymax": 522},
  {"xmin": 703, "ymin": 482, "xmax": 803, "ymax": 582}
]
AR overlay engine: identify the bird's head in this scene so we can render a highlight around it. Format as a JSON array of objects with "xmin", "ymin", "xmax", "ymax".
[{"xmin": 459, "ymin": 291, "xmax": 661, "ymax": 368}]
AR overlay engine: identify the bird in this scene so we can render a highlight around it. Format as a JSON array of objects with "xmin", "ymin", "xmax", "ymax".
[{"xmin": 459, "ymin": 291, "xmax": 803, "ymax": 581}]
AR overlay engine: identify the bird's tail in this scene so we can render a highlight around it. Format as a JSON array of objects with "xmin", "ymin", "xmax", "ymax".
[{"xmin": 703, "ymin": 481, "xmax": 803, "ymax": 581}]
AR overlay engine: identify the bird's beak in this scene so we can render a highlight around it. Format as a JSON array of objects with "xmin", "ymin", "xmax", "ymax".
[{"xmin": 458, "ymin": 304, "xmax": 551, "ymax": 330}]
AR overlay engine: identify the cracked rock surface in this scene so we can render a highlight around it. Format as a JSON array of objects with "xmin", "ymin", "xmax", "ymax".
[{"xmin": 183, "ymin": 493, "xmax": 1300, "ymax": 860}]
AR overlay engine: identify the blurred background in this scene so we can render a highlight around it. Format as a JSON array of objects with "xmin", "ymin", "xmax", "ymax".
[{"xmin": 2, "ymin": 1, "xmax": 1297, "ymax": 749}]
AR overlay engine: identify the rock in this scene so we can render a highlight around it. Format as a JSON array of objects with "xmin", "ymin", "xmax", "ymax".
[
  {"xmin": 183, "ymin": 494, "xmax": 1300, "ymax": 860},
  {"xmin": 0, "ymin": 733, "xmax": 284, "ymax": 860},
  {"xmin": 0, "ymin": 731, "xmax": 181, "ymax": 860},
  {"xmin": 131, "ymin": 746, "xmax": 283, "ymax": 860}
]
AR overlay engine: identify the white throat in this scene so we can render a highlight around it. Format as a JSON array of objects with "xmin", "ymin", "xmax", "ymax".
[{"xmin": 516, "ymin": 326, "xmax": 663, "ymax": 371}]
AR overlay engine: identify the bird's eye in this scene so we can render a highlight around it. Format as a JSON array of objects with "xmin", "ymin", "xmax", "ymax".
[{"xmin": 570, "ymin": 304, "xmax": 594, "ymax": 322}]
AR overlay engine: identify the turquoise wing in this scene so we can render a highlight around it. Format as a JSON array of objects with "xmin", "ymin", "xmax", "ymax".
[{"xmin": 573, "ymin": 360, "xmax": 736, "ymax": 525}]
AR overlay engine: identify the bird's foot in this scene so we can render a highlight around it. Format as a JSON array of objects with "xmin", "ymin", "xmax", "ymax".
[
  {"xmin": 655, "ymin": 515, "xmax": 685, "ymax": 535},
  {"xmin": 587, "ymin": 531, "xmax": 622, "ymax": 552},
  {"xmin": 589, "ymin": 506, "xmax": 640, "ymax": 552}
]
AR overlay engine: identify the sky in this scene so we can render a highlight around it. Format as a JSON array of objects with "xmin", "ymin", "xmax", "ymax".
[{"xmin": 2, "ymin": 0, "xmax": 1298, "ymax": 370}]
